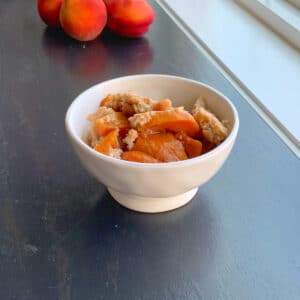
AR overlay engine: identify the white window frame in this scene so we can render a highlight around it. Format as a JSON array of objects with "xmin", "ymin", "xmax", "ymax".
[{"xmin": 236, "ymin": 0, "xmax": 300, "ymax": 50}]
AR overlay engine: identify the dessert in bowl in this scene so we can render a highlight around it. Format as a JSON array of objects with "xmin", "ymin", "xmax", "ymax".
[{"xmin": 65, "ymin": 74, "xmax": 239, "ymax": 213}]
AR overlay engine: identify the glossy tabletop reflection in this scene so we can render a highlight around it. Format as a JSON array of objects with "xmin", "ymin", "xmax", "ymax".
[{"xmin": 0, "ymin": 1, "xmax": 299, "ymax": 300}]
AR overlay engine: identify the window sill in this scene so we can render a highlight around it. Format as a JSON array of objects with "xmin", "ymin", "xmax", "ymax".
[
  {"xmin": 237, "ymin": 0, "xmax": 300, "ymax": 50},
  {"xmin": 157, "ymin": 0, "xmax": 300, "ymax": 153}
]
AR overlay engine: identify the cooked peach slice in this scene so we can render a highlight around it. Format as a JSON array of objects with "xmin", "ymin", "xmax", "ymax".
[
  {"xmin": 176, "ymin": 132, "xmax": 202, "ymax": 158},
  {"xmin": 152, "ymin": 98, "xmax": 172, "ymax": 111},
  {"xmin": 201, "ymin": 139, "xmax": 215, "ymax": 154},
  {"xmin": 129, "ymin": 108, "xmax": 200, "ymax": 137},
  {"xmin": 132, "ymin": 133, "xmax": 187, "ymax": 162},
  {"xmin": 95, "ymin": 111, "xmax": 129, "ymax": 136},
  {"xmin": 122, "ymin": 151, "xmax": 159, "ymax": 163},
  {"xmin": 94, "ymin": 129, "xmax": 121, "ymax": 158}
]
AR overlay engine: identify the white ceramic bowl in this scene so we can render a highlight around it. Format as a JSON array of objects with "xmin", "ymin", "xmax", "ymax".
[{"xmin": 65, "ymin": 74, "xmax": 239, "ymax": 213}]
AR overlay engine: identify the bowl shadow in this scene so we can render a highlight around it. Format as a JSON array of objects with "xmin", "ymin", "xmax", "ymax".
[{"xmin": 46, "ymin": 189, "xmax": 217, "ymax": 299}]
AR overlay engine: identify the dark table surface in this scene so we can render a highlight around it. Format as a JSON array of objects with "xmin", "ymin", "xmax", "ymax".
[{"xmin": 1, "ymin": 1, "xmax": 300, "ymax": 299}]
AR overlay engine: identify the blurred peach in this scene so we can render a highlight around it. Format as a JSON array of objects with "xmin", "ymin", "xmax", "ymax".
[
  {"xmin": 105, "ymin": 0, "xmax": 155, "ymax": 38},
  {"xmin": 37, "ymin": 0, "xmax": 63, "ymax": 27},
  {"xmin": 60, "ymin": 0, "xmax": 107, "ymax": 41}
]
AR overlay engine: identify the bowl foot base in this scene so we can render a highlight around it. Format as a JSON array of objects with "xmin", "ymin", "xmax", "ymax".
[{"xmin": 108, "ymin": 188, "xmax": 198, "ymax": 213}]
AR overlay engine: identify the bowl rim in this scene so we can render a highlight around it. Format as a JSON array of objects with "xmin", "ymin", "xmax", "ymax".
[{"xmin": 65, "ymin": 74, "xmax": 239, "ymax": 169}]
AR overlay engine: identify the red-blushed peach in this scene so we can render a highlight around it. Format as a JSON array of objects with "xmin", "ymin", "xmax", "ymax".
[
  {"xmin": 105, "ymin": 0, "xmax": 155, "ymax": 38},
  {"xmin": 60, "ymin": 0, "xmax": 107, "ymax": 42},
  {"xmin": 37, "ymin": 0, "xmax": 63, "ymax": 27}
]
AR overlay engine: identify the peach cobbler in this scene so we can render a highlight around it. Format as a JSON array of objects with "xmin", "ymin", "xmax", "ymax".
[{"xmin": 86, "ymin": 93, "xmax": 229, "ymax": 163}]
